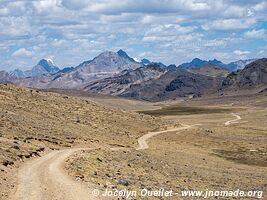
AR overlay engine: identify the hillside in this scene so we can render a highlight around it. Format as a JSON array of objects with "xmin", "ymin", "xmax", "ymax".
[
  {"xmin": 83, "ymin": 64, "xmax": 167, "ymax": 95},
  {"xmin": 221, "ymin": 58, "xmax": 267, "ymax": 91},
  {"xmin": 0, "ymin": 84, "xmax": 167, "ymax": 199},
  {"xmin": 189, "ymin": 64, "xmax": 230, "ymax": 77},
  {"xmin": 120, "ymin": 68, "xmax": 220, "ymax": 101}
]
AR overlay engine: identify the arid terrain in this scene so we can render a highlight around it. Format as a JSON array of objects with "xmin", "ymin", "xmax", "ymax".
[
  {"xmin": 65, "ymin": 93, "xmax": 267, "ymax": 199},
  {"xmin": 1, "ymin": 0, "xmax": 266, "ymax": 199},
  {"xmin": 0, "ymin": 84, "xmax": 169, "ymax": 200},
  {"xmin": 0, "ymin": 83, "xmax": 266, "ymax": 199}
]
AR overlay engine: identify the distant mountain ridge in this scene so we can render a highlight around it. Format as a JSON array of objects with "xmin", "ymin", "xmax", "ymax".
[
  {"xmin": 120, "ymin": 67, "xmax": 221, "ymax": 101},
  {"xmin": 179, "ymin": 58, "xmax": 256, "ymax": 71},
  {"xmin": 83, "ymin": 63, "xmax": 167, "ymax": 95},
  {"xmin": 1, "ymin": 49, "xmax": 264, "ymax": 102},
  {"xmin": 221, "ymin": 58, "xmax": 267, "ymax": 90},
  {"xmin": 227, "ymin": 59, "xmax": 257, "ymax": 71},
  {"xmin": 189, "ymin": 64, "xmax": 230, "ymax": 78},
  {"xmin": 10, "ymin": 59, "xmax": 60, "ymax": 78},
  {"xmin": 140, "ymin": 58, "xmax": 176, "ymax": 69},
  {"xmin": 0, "ymin": 71, "xmax": 16, "ymax": 83},
  {"xmin": 12, "ymin": 50, "xmax": 142, "ymax": 89}
]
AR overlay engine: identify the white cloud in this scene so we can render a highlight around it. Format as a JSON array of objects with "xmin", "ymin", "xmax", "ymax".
[
  {"xmin": 233, "ymin": 50, "xmax": 250, "ymax": 56},
  {"xmin": 244, "ymin": 29, "xmax": 266, "ymax": 39},
  {"xmin": 0, "ymin": 0, "xmax": 266, "ymax": 70},
  {"xmin": 222, "ymin": 5, "xmax": 247, "ymax": 18},
  {"xmin": 253, "ymin": 1, "xmax": 267, "ymax": 11},
  {"xmin": 202, "ymin": 18, "xmax": 256, "ymax": 30},
  {"xmin": 61, "ymin": 0, "xmax": 88, "ymax": 10},
  {"xmin": 259, "ymin": 50, "xmax": 264, "ymax": 54},
  {"xmin": 0, "ymin": 16, "xmax": 31, "ymax": 37},
  {"xmin": 32, "ymin": 0, "xmax": 62, "ymax": 14},
  {"xmin": 12, "ymin": 48, "xmax": 34, "ymax": 57}
]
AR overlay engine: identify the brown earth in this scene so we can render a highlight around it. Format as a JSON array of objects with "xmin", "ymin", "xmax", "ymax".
[
  {"xmin": 66, "ymin": 95, "xmax": 267, "ymax": 199},
  {"xmin": 0, "ymin": 84, "xmax": 170, "ymax": 199},
  {"xmin": 1, "ymin": 83, "xmax": 266, "ymax": 200}
]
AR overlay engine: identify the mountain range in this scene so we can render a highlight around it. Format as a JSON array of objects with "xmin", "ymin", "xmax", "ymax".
[
  {"xmin": 11, "ymin": 50, "xmax": 142, "ymax": 89},
  {"xmin": 120, "ymin": 66, "xmax": 221, "ymax": 101},
  {"xmin": 10, "ymin": 59, "xmax": 60, "ymax": 78},
  {"xmin": 221, "ymin": 58, "xmax": 267, "ymax": 90},
  {"xmin": 179, "ymin": 58, "xmax": 256, "ymax": 71},
  {"xmin": 0, "ymin": 49, "xmax": 266, "ymax": 102}
]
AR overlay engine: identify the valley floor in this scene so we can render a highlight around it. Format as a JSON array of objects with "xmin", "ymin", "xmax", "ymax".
[{"xmin": 66, "ymin": 105, "xmax": 267, "ymax": 199}]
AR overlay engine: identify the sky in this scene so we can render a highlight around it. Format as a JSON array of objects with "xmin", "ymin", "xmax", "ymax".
[{"xmin": 0, "ymin": 0, "xmax": 267, "ymax": 71}]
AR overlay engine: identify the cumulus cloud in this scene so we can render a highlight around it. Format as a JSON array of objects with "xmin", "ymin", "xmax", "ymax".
[
  {"xmin": 202, "ymin": 18, "xmax": 256, "ymax": 30},
  {"xmin": 0, "ymin": 0, "xmax": 266, "ymax": 70},
  {"xmin": 234, "ymin": 50, "xmax": 250, "ymax": 56},
  {"xmin": 12, "ymin": 48, "xmax": 34, "ymax": 57},
  {"xmin": 0, "ymin": 16, "xmax": 31, "ymax": 37},
  {"xmin": 244, "ymin": 29, "xmax": 266, "ymax": 39}
]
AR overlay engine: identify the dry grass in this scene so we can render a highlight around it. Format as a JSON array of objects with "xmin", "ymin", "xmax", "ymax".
[
  {"xmin": 66, "ymin": 96, "xmax": 267, "ymax": 199},
  {"xmin": 0, "ymin": 84, "xmax": 169, "ymax": 199}
]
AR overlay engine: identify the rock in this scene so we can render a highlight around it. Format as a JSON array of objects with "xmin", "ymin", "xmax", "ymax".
[
  {"xmin": 2, "ymin": 160, "xmax": 14, "ymax": 167},
  {"xmin": 12, "ymin": 145, "xmax": 20, "ymax": 150},
  {"xmin": 117, "ymin": 179, "xmax": 130, "ymax": 186}
]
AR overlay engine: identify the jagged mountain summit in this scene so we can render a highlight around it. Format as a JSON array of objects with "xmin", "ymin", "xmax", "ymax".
[
  {"xmin": 140, "ymin": 58, "xmax": 175, "ymax": 69},
  {"xmin": 83, "ymin": 63, "xmax": 168, "ymax": 95},
  {"xmin": 179, "ymin": 58, "xmax": 258, "ymax": 71},
  {"xmin": 13, "ymin": 50, "xmax": 142, "ymax": 89},
  {"xmin": 179, "ymin": 58, "xmax": 228, "ymax": 70},
  {"xmin": 141, "ymin": 58, "xmax": 151, "ymax": 65},
  {"xmin": 10, "ymin": 59, "xmax": 60, "ymax": 78},
  {"xmin": 221, "ymin": 58, "xmax": 267, "ymax": 90},
  {"xmin": 75, "ymin": 50, "xmax": 141, "ymax": 74},
  {"xmin": 117, "ymin": 49, "xmax": 136, "ymax": 63},
  {"xmin": 227, "ymin": 59, "xmax": 257, "ymax": 71}
]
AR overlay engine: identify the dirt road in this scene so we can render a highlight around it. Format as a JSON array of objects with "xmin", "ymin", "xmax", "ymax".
[
  {"xmin": 11, "ymin": 148, "xmax": 98, "ymax": 200},
  {"xmin": 10, "ymin": 112, "xmax": 243, "ymax": 200},
  {"xmin": 225, "ymin": 113, "xmax": 241, "ymax": 126},
  {"xmin": 136, "ymin": 124, "xmax": 193, "ymax": 150},
  {"xmin": 10, "ymin": 124, "xmax": 197, "ymax": 200}
]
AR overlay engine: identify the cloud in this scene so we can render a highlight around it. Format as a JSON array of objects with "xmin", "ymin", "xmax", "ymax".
[
  {"xmin": 0, "ymin": 0, "xmax": 266, "ymax": 70},
  {"xmin": 86, "ymin": 0, "xmax": 211, "ymax": 15},
  {"xmin": 12, "ymin": 48, "xmax": 34, "ymax": 57},
  {"xmin": 202, "ymin": 18, "xmax": 256, "ymax": 30},
  {"xmin": 253, "ymin": 1, "xmax": 267, "ymax": 11},
  {"xmin": 244, "ymin": 29, "xmax": 266, "ymax": 39},
  {"xmin": 61, "ymin": 0, "xmax": 88, "ymax": 10},
  {"xmin": 0, "ymin": 16, "xmax": 31, "ymax": 37},
  {"xmin": 233, "ymin": 50, "xmax": 250, "ymax": 56}
]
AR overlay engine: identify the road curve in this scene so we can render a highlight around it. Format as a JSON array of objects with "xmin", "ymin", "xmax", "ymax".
[
  {"xmin": 11, "ymin": 148, "xmax": 98, "ymax": 200},
  {"xmin": 136, "ymin": 124, "xmax": 193, "ymax": 150},
  {"xmin": 225, "ymin": 113, "xmax": 241, "ymax": 126},
  {"xmin": 10, "ymin": 125, "xmax": 196, "ymax": 199}
]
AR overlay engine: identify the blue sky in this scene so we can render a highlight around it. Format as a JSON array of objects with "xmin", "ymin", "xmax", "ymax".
[{"xmin": 0, "ymin": 0, "xmax": 266, "ymax": 71}]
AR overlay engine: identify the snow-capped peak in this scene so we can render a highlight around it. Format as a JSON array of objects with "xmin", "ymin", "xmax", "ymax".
[{"xmin": 44, "ymin": 58, "xmax": 55, "ymax": 66}]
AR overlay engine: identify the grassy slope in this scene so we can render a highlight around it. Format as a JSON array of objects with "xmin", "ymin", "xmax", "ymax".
[{"xmin": 0, "ymin": 84, "xmax": 169, "ymax": 199}]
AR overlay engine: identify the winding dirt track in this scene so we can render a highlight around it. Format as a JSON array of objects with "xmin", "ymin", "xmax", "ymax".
[
  {"xmin": 11, "ymin": 124, "xmax": 195, "ymax": 199},
  {"xmin": 225, "ymin": 113, "xmax": 241, "ymax": 126},
  {"xmin": 136, "ymin": 124, "xmax": 193, "ymax": 150},
  {"xmin": 11, "ymin": 148, "xmax": 98, "ymax": 200}
]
